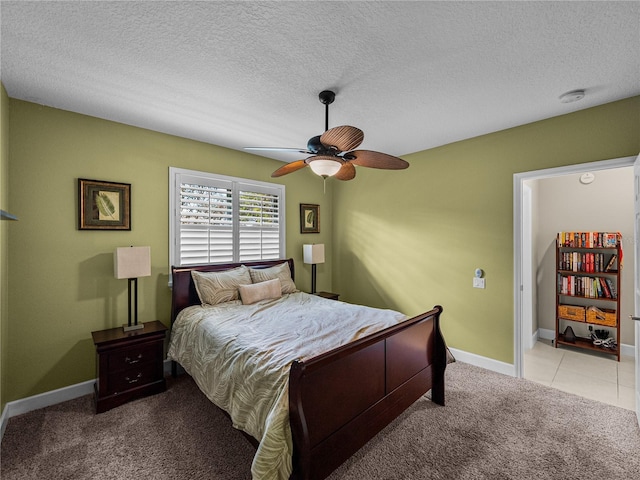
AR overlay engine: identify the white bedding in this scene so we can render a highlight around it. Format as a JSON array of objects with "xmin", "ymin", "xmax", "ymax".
[{"xmin": 167, "ymin": 291, "xmax": 406, "ymax": 480}]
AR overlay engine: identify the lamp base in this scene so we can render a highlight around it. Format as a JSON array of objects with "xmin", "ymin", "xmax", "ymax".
[{"xmin": 123, "ymin": 323, "xmax": 144, "ymax": 332}]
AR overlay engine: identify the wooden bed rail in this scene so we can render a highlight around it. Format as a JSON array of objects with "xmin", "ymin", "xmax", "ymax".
[{"xmin": 288, "ymin": 305, "xmax": 446, "ymax": 480}]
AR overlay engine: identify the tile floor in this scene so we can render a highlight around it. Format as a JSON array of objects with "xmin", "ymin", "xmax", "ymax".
[{"xmin": 524, "ymin": 340, "xmax": 636, "ymax": 411}]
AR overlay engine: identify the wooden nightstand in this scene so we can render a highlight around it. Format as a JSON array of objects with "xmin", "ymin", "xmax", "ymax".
[
  {"xmin": 91, "ymin": 320, "xmax": 167, "ymax": 413},
  {"xmin": 315, "ymin": 291, "xmax": 340, "ymax": 301}
]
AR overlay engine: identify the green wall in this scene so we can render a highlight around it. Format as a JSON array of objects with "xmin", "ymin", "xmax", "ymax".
[
  {"xmin": 4, "ymin": 95, "xmax": 639, "ymax": 404},
  {"xmin": 332, "ymin": 96, "xmax": 640, "ymax": 364},
  {"xmin": 1, "ymin": 83, "xmax": 9, "ymax": 411},
  {"xmin": 6, "ymin": 100, "xmax": 333, "ymax": 403}
]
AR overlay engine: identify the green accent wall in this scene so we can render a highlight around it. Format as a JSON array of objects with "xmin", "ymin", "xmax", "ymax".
[
  {"xmin": 1, "ymin": 83, "xmax": 9, "ymax": 411},
  {"xmin": 5, "ymin": 100, "xmax": 333, "ymax": 403},
  {"xmin": 332, "ymin": 96, "xmax": 640, "ymax": 364},
  {"xmin": 3, "ymin": 95, "xmax": 639, "ymax": 404}
]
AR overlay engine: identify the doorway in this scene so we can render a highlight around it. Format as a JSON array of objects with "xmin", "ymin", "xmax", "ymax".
[{"xmin": 514, "ymin": 156, "xmax": 636, "ymax": 408}]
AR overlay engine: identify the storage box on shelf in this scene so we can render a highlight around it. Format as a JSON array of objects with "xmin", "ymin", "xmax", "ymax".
[
  {"xmin": 558, "ymin": 305, "xmax": 585, "ymax": 322},
  {"xmin": 586, "ymin": 306, "xmax": 617, "ymax": 327},
  {"xmin": 555, "ymin": 231, "xmax": 622, "ymax": 361}
]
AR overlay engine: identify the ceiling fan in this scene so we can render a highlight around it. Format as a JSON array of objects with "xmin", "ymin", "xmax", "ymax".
[{"xmin": 245, "ymin": 90, "xmax": 409, "ymax": 181}]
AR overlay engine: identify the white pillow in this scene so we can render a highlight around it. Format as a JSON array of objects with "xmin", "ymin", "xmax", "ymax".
[
  {"xmin": 191, "ymin": 266, "xmax": 251, "ymax": 306},
  {"xmin": 249, "ymin": 262, "xmax": 297, "ymax": 294},
  {"xmin": 238, "ymin": 278, "xmax": 282, "ymax": 305}
]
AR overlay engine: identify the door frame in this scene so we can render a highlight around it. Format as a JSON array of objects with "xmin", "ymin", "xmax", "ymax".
[
  {"xmin": 513, "ymin": 155, "xmax": 636, "ymax": 378},
  {"xmin": 633, "ymin": 153, "xmax": 640, "ymax": 424}
]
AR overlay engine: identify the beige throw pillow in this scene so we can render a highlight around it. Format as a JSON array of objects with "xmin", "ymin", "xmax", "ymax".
[
  {"xmin": 191, "ymin": 265, "xmax": 251, "ymax": 306},
  {"xmin": 238, "ymin": 278, "xmax": 282, "ymax": 305},
  {"xmin": 249, "ymin": 262, "xmax": 297, "ymax": 294}
]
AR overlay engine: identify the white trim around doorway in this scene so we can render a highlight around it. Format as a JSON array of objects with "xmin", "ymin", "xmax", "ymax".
[{"xmin": 513, "ymin": 155, "xmax": 636, "ymax": 378}]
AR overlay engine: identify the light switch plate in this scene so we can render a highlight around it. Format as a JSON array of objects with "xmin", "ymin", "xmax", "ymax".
[{"xmin": 473, "ymin": 278, "xmax": 485, "ymax": 289}]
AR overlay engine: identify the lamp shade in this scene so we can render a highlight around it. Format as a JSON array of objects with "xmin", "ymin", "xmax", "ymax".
[
  {"xmin": 114, "ymin": 246, "xmax": 151, "ymax": 279},
  {"xmin": 303, "ymin": 244, "xmax": 325, "ymax": 265}
]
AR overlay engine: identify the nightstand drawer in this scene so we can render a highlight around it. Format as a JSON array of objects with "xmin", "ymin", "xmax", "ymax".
[
  {"xmin": 106, "ymin": 342, "xmax": 160, "ymax": 372},
  {"xmin": 106, "ymin": 362, "xmax": 162, "ymax": 395}
]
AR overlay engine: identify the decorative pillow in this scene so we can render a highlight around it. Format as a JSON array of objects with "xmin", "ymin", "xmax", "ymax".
[
  {"xmin": 249, "ymin": 262, "xmax": 297, "ymax": 294},
  {"xmin": 191, "ymin": 266, "xmax": 251, "ymax": 306},
  {"xmin": 238, "ymin": 278, "xmax": 282, "ymax": 305}
]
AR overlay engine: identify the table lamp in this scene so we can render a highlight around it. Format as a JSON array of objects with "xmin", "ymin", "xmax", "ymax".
[
  {"xmin": 114, "ymin": 246, "xmax": 151, "ymax": 332},
  {"xmin": 303, "ymin": 244, "xmax": 325, "ymax": 294}
]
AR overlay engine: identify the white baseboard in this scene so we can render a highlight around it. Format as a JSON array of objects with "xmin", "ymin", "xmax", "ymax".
[
  {"xmin": 538, "ymin": 328, "xmax": 555, "ymax": 341},
  {"xmin": 621, "ymin": 343, "xmax": 635, "ymax": 358},
  {"xmin": 1, "ymin": 348, "xmax": 634, "ymax": 442},
  {"xmin": 6, "ymin": 379, "xmax": 96, "ymax": 418},
  {"xmin": 2, "ymin": 353, "xmax": 515, "ymax": 440},
  {"xmin": 0, "ymin": 379, "xmax": 94, "ymax": 442},
  {"xmin": 448, "ymin": 347, "xmax": 516, "ymax": 377},
  {"xmin": 3, "ymin": 354, "xmax": 515, "ymax": 439},
  {"xmin": 1, "ymin": 360, "xmax": 175, "ymax": 443},
  {"xmin": 0, "ymin": 403, "xmax": 7, "ymax": 441}
]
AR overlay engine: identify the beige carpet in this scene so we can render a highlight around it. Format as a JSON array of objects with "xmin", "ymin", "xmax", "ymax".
[{"xmin": 2, "ymin": 362, "xmax": 639, "ymax": 479}]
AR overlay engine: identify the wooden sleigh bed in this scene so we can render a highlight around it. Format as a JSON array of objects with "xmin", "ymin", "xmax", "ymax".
[{"xmin": 169, "ymin": 258, "xmax": 447, "ymax": 480}]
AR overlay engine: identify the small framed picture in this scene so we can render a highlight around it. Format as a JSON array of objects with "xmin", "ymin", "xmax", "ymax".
[
  {"xmin": 78, "ymin": 178, "xmax": 131, "ymax": 230},
  {"xmin": 300, "ymin": 203, "xmax": 319, "ymax": 234}
]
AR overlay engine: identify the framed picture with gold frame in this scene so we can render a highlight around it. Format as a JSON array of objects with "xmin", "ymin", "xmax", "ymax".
[
  {"xmin": 300, "ymin": 203, "xmax": 319, "ymax": 233},
  {"xmin": 78, "ymin": 178, "xmax": 131, "ymax": 230}
]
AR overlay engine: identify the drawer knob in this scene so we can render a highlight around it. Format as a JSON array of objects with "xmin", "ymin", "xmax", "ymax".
[
  {"xmin": 125, "ymin": 353, "xmax": 143, "ymax": 364},
  {"xmin": 125, "ymin": 372, "xmax": 143, "ymax": 384}
]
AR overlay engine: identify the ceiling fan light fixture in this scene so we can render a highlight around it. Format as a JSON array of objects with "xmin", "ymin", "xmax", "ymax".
[
  {"xmin": 308, "ymin": 158, "xmax": 342, "ymax": 177},
  {"xmin": 254, "ymin": 90, "xmax": 409, "ymax": 181}
]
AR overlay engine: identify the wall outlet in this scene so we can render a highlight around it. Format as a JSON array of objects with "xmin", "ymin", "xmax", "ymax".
[{"xmin": 473, "ymin": 277, "xmax": 486, "ymax": 289}]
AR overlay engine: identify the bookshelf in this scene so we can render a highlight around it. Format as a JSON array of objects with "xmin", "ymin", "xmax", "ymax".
[{"xmin": 555, "ymin": 232, "xmax": 622, "ymax": 361}]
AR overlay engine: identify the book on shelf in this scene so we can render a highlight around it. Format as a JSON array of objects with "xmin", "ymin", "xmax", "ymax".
[
  {"xmin": 599, "ymin": 277, "xmax": 611, "ymax": 298},
  {"xmin": 594, "ymin": 278, "xmax": 603, "ymax": 298},
  {"xmin": 558, "ymin": 274, "xmax": 617, "ymax": 299},
  {"xmin": 557, "ymin": 231, "xmax": 620, "ymax": 248},
  {"xmin": 559, "ymin": 251, "xmax": 607, "ymax": 273},
  {"xmin": 605, "ymin": 278, "xmax": 617, "ymax": 299},
  {"xmin": 604, "ymin": 254, "xmax": 618, "ymax": 272},
  {"xmin": 603, "ymin": 233, "xmax": 618, "ymax": 247}
]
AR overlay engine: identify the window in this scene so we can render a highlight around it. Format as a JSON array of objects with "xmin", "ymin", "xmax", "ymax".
[{"xmin": 169, "ymin": 167, "xmax": 285, "ymax": 268}]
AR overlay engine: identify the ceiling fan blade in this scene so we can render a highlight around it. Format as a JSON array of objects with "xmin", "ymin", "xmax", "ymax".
[
  {"xmin": 245, "ymin": 147, "xmax": 311, "ymax": 154},
  {"xmin": 271, "ymin": 160, "xmax": 308, "ymax": 177},
  {"xmin": 348, "ymin": 150, "xmax": 409, "ymax": 170},
  {"xmin": 320, "ymin": 125, "xmax": 364, "ymax": 152},
  {"xmin": 334, "ymin": 162, "xmax": 356, "ymax": 181}
]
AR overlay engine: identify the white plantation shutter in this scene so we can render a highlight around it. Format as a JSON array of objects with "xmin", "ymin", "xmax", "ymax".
[
  {"xmin": 238, "ymin": 187, "xmax": 281, "ymax": 261},
  {"xmin": 170, "ymin": 168, "xmax": 285, "ymax": 269},
  {"xmin": 179, "ymin": 182, "xmax": 234, "ymax": 264}
]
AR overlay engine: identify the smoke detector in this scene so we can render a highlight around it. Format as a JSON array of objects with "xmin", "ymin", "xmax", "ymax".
[
  {"xmin": 579, "ymin": 172, "xmax": 595, "ymax": 184},
  {"xmin": 559, "ymin": 89, "xmax": 586, "ymax": 103}
]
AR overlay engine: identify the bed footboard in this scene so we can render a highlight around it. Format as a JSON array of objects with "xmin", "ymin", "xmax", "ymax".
[{"xmin": 288, "ymin": 305, "xmax": 446, "ymax": 480}]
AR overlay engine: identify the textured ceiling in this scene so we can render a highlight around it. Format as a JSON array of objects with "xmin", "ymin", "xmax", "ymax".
[{"xmin": 1, "ymin": 1, "xmax": 638, "ymax": 162}]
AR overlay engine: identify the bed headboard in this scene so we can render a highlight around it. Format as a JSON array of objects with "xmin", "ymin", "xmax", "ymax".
[{"xmin": 170, "ymin": 258, "xmax": 295, "ymax": 324}]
